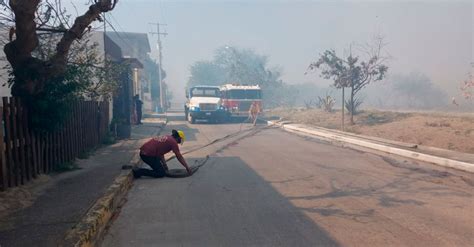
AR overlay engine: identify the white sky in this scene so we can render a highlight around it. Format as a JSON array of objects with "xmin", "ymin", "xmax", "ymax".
[{"xmin": 66, "ymin": 0, "xmax": 473, "ymax": 101}]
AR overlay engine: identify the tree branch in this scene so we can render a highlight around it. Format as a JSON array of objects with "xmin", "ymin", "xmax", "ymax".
[{"xmin": 51, "ymin": 0, "xmax": 117, "ymax": 69}]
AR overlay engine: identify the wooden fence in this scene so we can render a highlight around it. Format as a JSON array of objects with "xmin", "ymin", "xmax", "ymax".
[{"xmin": 0, "ymin": 98, "xmax": 110, "ymax": 190}]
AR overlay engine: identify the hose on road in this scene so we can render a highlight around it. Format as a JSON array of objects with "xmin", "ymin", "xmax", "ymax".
[
  {"xmin": 167, "ymin": 118, "xmax": 275, "ymax": 163},
  {"xmin": 164, "ymin": 116, "xmax": 278, "ymax": 178},
  {"xmin": 165, "ymin": 155, "xmax": 209, "ymax": 178}
]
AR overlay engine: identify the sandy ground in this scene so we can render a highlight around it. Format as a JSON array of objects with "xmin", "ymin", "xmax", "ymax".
[
  {"xmin": 268, "ymin": 108, "xmax": 474, "ymax": 154},
  {"xmin": 0, "ymin": 175, "xmax": 51, "ymax": 220}
]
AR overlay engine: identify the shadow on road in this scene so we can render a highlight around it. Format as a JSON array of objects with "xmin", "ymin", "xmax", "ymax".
[
  {"xmin": 103, "ymin": 155, "xmax": 340, "ymax": 246},
  {"xmin": 285, "ymin": 161, "xmax": 473, "ymax": 222}
]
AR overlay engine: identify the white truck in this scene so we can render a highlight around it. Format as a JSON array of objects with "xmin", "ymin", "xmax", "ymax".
[{"xmin": 184, "ymin": 86, "xmax": 227, "ymax": 124}]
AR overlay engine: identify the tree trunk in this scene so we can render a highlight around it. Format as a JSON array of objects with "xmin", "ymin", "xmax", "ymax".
[
  {"xmin": 341, "ymin": 87, "xmax": 345, "ymax": 131},
  {"xmin": 4, "ymin": 0, "xmax": 42, "ymax": 97},
  {"xmin": 350, "ymin": 85, "xmax": 355, "ymax": 125}
]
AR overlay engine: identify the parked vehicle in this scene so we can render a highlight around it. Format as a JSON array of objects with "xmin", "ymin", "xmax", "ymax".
[
  {"xmin": 184, "ymin": 86, "xmax": 227, "ymax": 124},
  {"xmin": 220, "ymin": 84, "xmax": 262, "ymax": 118}
]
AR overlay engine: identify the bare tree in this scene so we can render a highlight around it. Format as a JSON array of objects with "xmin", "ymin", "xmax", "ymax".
[{"xmin": 461, "ymin": 71, "xmax": 473, "ymax": 101}]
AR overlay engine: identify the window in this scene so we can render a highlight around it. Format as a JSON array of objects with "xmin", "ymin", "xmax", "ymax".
[
  {"xmin": 190, "ymin": 88, "xmax": 220, "ymax": 97},
  {"xmin": 226, "ymin": 90, "xmax": 261, "ymax": 99},
  {"xmin": 245, "ymin": 90, "xmax": 261, "ymax": 99}
]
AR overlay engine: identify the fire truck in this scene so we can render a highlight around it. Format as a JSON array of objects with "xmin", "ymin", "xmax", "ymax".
[{"xmin": 220, "ymin": 84, "xmax": 262, "ymax": 118}]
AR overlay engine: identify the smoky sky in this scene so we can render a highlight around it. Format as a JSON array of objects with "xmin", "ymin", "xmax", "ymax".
[{"xmin": 66, "ymin": 0, "xmax": 473, "ymax": 100}]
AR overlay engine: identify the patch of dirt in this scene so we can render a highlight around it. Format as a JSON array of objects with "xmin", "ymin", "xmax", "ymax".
[
  {"xmin": 0, "ymin": 175, "xmax": 51, "ymax": 220},
  {"xmin": 267, "ymin": 108, "xmax": 474, "ymax": 154}
]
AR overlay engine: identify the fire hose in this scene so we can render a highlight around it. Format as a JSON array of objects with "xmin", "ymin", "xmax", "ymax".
[{"xmin": 128, "ymin": 115, "xmax": 275, "ymax": 178}]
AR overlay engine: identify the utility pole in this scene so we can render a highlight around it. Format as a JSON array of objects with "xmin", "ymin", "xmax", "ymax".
[{"xmin": 149, "ymin": 22, "xmax": 167, "ymax": 112}]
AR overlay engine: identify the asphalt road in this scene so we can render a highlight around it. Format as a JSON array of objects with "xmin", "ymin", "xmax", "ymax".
[{"xmin": 102, "ymin": 113, "xmax": 474, "ymax": 247}]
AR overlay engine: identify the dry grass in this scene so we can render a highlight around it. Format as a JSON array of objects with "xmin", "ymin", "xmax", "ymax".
[{"xmin": 267, "ymin": 108, "xmax": 474, "ymax": 154}]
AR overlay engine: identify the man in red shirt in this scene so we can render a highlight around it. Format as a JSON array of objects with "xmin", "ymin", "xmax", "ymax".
[{"xmin": 133, "ymin": 129, "xmax": 191, "ymax": 178}]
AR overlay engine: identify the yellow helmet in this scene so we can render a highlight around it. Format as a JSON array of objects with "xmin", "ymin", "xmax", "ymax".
[{"xmin": 177, "ymin": 130, "xmax": 186, "ymax": 144}]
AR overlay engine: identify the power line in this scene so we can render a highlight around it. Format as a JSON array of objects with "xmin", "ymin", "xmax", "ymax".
[
  {"xmin": 109, "ymin": 13, "xmax": 128, "ymax": 37},
  {"xmin": 104, "ymin": 15, "xmax": 135, "ymax": 52}
]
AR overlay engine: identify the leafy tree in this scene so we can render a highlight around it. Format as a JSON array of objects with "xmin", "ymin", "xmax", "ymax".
[
  {"xmin": 1, "ymin": 0, "xmax": 118, "ymax": 97},
  {"xmin": 392, "ymin": 72, "xmax": 447, "ymax": 109},
  {"xmin": 307, "ymin": 37, "xmax": 389, "ymax": 124},
  {"xmin": 213, "ymin": 47, "xmax": 275, "ymax": 86},
  {"xmin": 187, "ymin": 46, "xmax": 285, "ymax": 107},
  {"xmin": 0, "ymin": 0, "xmax": 118, "ymax": 130},
  {"xmin": 187, "ymin": 61, "xmax": 225, "ymax": 87}
]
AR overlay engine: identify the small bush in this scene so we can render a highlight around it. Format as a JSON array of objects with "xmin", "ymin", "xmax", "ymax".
[
  {"xmin": 55, "ymin": 162, "xmax": 81, "ymax": 173},
  {"xmin": 304, "ymin": 100, "xmax": 315, "ymax": 109},
  {"xmin": 345, "ymin": 97, "xmax": 364, "ymax": 115},
  {"xmin": 425, "ymin": 121, "xmax": 451, "ymax": 128},
  {"xmin": 102, "ymin": 132, "xmax": 117, "ymax": 145},
  {"xmin": 317, "ymin": 94, "xmax": 336, "ymax": 112},
  {"xmin": 77, "ymin": 148, "xmax": 97, "ymax": 159}
]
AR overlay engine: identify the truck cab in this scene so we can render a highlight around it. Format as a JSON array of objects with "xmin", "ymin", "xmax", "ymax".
[{"xmin": 184, "ymin": 86, "xmax": 226, "ymax": 124}]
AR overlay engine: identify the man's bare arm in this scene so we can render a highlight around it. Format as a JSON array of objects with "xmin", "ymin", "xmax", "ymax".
[{"xmin": 176, "ymin": 153, "xmax": 191, "ymax": 174}]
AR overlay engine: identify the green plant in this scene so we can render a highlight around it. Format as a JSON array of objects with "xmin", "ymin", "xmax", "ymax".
[
  {"xmin": 345, "ymin": 97, "xmax": 364, "ymax": 115},
  {"xmin": 77, "ymin": 147, "xmax": 97, "ymax": 160},
  {"xmin": 307, "ymin": 36, "xmax": 389, "ymax": 124},
  {"xmin": 21, "ymin": 66, "xmax": 84, "ymax": 132},
  {"xmin": 317, "ymin": 94, "xmax": 336, "ymax": 112},
  {"xmin": 304, "ymin": 100, "xmax": 315, "ymax": 109},
  {"xmin": 54, "ymin": 161, "xmax": 81, "ymax": 173},
  {"xmin": 110, "ymin": 117, "xmax": 128, "ymax": 126},
  {"xmin": 102, "ymin": 132, "xmax": 117, "ymax": 145},
  {"xmin": 1, "ymin": 1, "xmax": 119, "ymax": 132}
]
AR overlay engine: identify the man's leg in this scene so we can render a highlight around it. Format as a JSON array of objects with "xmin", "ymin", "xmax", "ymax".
[
  {"xmin": 137, "ymin": 110, "xmax": 142, "ymax": 124},
  {"xmin": 252, "ymin": 112, "xmax": 258, "ymax": 126},
  {"xmin": 134, "ymin": 155, "xmax": 166, "ymax": 178}
]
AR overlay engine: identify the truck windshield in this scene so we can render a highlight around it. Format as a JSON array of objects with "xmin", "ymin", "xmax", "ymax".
[
  {"xmin": 226, "ymin": 90, "xmax": 261, "ymax": 99},
  {"xmin": 191, "ymin": 88, "xmax": 220, "ymax": 97}
]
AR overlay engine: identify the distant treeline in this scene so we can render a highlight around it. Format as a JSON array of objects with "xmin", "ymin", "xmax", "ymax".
[{"xmin": 188, "ymin": 47, "xmax": 467, "ymax": 111}]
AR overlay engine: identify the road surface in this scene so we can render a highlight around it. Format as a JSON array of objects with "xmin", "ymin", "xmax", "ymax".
[{"xmin": 102, "ymin": 113, "xmax": 474, "ymax": 246}]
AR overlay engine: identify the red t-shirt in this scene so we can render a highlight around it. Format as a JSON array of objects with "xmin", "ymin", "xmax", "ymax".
[{"xmin": 140, "ymin": 135, "xmax": 181, "ymax": 157}]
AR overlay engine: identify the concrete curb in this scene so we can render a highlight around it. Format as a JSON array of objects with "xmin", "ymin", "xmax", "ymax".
[
  {"xmin": 268, "ymin": 121, "xmax": 474, "ymax": 173},
  {"xmin": 62, "ymin": 121, "xmax": 166, "ymax": 247},
  {"xmin": 62, "ymin": 167, "xmax": 135, "ymax": 247}
]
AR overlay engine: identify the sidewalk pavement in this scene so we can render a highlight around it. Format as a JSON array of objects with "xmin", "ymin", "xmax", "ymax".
[
  {"xmin": 0, "ymin": 119, "xmax": 164, "ymax": 247},
  {"xmin": 268, "ymin": 120, "xmax": 474, "ymax": 173}
]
